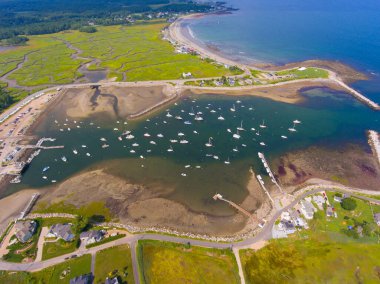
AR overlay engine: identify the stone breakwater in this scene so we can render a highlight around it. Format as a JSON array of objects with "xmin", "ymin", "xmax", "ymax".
[{"xmin": 368, "ymin": 130, "xmax": 380, "ymax": 166}]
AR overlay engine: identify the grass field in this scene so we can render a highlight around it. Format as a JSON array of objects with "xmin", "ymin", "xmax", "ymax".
[
  {"xmin": 0, "ymin": 21, "xmax": 233, "ymax": 90},
  {"xmin": 94, "ymin": 244, "xmax": 134, "ymax": 284},
  {"xmin": 275, "ymin": 67, "xmax": 329, "ymax": 80},
  {"xmin": 137, "ymin": 240, "xmax": 240, "ymax": 284},
  {"xmin": 0, "ymin": 254, "xmax": 91, "ymax": 284},
  {"xmin": 240, "ymin": 238, "xmax": 380, "ymax": 284},
  {"xmin": 42, "ymin": 239, "xmax": 79, "ymax": 260}
]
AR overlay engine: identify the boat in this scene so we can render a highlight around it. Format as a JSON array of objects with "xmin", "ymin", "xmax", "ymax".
[
  {"xmin": 256, "ymin": 131, "xmax": 260, "ymax": 136},
  {"xmin": 259, "ymin": 120, "xmax": 267, "ymax": 129},
  {"xmin": 166, "ymin": 112, "xmax": 173, "ymax": 118},
  {"xmin": 242, "ymin": 144, "xmax": 247, "ymax": 147},
  {"xmin": 122, "ymin": 130, "xmax": 131, "ymax": 135},
  {"xmin": 167, "ymin": 146, "xmax": 174, "ymax": 152},
  {"xmin": 144, "ymin": 133, "xmax": 151, "ymax": 137},
  {"xmin": 281, "ymin": 135, "xmax": 288, "ymax": 139},
  {"xmin": 178, "ymin": 132, "xmax": 185, "ymax": 136},
  {"xmin": 100, "ymin": 137, "xmax": 107, "ymax": 142},
  {"xmin": 233, "ymin": 147, "xmax": 239, "ymax": 152},
  {"xmin": 51, "ymin": 180, "xmax": 57, "ymax": 183},
  {"xmin": 293, "ymin": 119, "xmax": 302, "ymax": 124},
  {"xmin": 140, "ymin": 155, "xmax": 144, "ymax": 159},
  {"xmin": 61, "ymin": 156, "xmax": 67, "ymax": 162},
  {"xmin": 227, "ymin": 128, "xmax": 232, "ymax": 133},
  {"xmin": 288, "ymin": 123, "xmax": 297, "ymax": 132},
  {"xmin": 217, "ymin": 115, "xmax": 225, "ymax": 121},
  {"xmin": 42, "ymin": 176, "xmax": 48, "ymax": 180},
  {"xmin": 102, "ymin": 144, "xmax": 109, "ymax": 148},
  {"xmin": 189, "ymin": 108, "xmax": 195, "ymax": 116},
  {"xmin": 184, "ymin": 121, "xmax": 192, "ymax": 125},
  {"xmin": 130, "ymin": 150, "xmax": 135, "ymax": 154},
  {"xmin": 236, "ymin": 100, "xmax": 242, "ymax": 104},
  {"xmin": 181, "ymin": 173, "xmax": 187, "ymax": 177},
  {"xmin": 42, "ymin": 166, "xmax": 50, "ymax": 172},
  {"xmin": 185, "ymin": 165, "xmax": 191, "ymax": 168},
  {"xmin": 170, "ymin": 139, "xmax": 178, "ymax": 143},
  {"xmin": 210, "ymin": 109, "xmax": 216, "ymax": 113},
  {"xmin": 237, "ymin": 120, "xmax": 245, "ymax": 131},
  {"xmin": 86, "ymin": 152, "xmax": 91, "ymax": 157},
  {"xmin": 157, "ymin": 133, "xmax": 164, "ymax": 138},
  {"xmin": 193, "ymin": 130, "xmax": 199, "ymax": 134},
  {"xmin": 113, "ymin": 128, "xmax": 119, "ymax": 131},
  {"xmin": 73, "ymin": 149, "xmax": 78, "ymax": 154},
  {"xmin": 224, "ymin": 157, "xmax": 230, "ymax": 165},
  {"xmin": 230, "ymin": 104, "xmax": 236, "ymax": 112},
  {"xmin": 118, "ymin": 137, "xmax": 122, "ymax": 141},
  {"xmin": 132, "ymin": 143, "xmax": 139, "ymax": 147},
  {"xmin": 67, "ymin": 128, "xmax": 71, "ymax": 131},
  {"xmin": 251, "ymin": 127, "xmax": 256, "ymax": 131},
  {"xmin": 180, "ymin": 140, "xmax": 189, "ymax": 144},
  {"xmin": 195, "ymin": 165, "xmax": 201, "ymax": 169},
  {"xmin": 260, "ymin": 142, "xmax": 266, "ymax": 146},
  {"xmin": 205, "ymin": 137, "xmax": 213, "ymax": 147},
  {"xmin": 150, "ymin": 141, "xmax": 157, "ymax": 145},
  {"xmin": 175, "ymin": 116, "xmax": 183, "ymax": 120},
  {"xmin": 81, "ymin": 145, "xmax": 87, "ymax": 148},
  {"xmin": 126, "ymin": 134, "xmax": 135, "ymax": 139},
  {"xmin": 233, "ymin": 130, "xmax": 241, "ymax": 139},
  {"xmin": 194, "ymin": 114, "xmax": 203, "ymax": 121},
  {"xmin": 213, "ymin": 155, "xmax": 219, "ymax": 160}
]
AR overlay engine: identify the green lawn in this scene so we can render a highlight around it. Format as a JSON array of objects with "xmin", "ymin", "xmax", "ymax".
[
  {"xmin": 276, "ymin": 67, "xmax": 329, "ymax": 80},
  {"xmin": 0, "ymin": 254, "xmax": 91, "ymax": 284},
  {"xmin": 137, "ymin": 240, "xmax": 240, "ymax": 284},
  {"xmin": 42, "ymin": 239, "xmax": 79, "ymax": 260},
  {"xmin": 240, "ymin": 238, "xmax": 380, "ymax": 284},
  {"xmin": 94, "ymin": 244, "xmax": 134, "ymax": 284}
]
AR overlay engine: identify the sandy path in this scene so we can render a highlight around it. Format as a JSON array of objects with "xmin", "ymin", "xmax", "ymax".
[{"xmin": 35, "ymin": 227, "xmax": 48, "ymax": 262}]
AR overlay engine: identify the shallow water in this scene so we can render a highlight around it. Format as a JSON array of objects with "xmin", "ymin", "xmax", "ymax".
[{"xmin": 5, "ymin": 90, "xmax": 379, "ymax": 215}]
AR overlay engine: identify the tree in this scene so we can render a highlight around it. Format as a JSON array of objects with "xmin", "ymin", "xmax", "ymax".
[
  {"xmin": 341, "ymin": 198, "xmax": 357, "ymax": 211},
  {"xmin": 79, "ymin": 26, "xmax": 97, "ymax": 33},
  {"xmin": 0, "ymin": 86, "xmax": 14, "ymax": 112}
]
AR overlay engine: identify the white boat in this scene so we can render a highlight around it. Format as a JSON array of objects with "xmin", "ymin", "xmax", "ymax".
[
  {"xmin": 61, "ymin": 156, "xmax": 67, "ymax": 162},
  {"xmin": 185, "ymin": 165, "xmax": 191, "ymax": 168},
  {"xmin": 150, "ymin": 141, "xmax": 157, "ymax": 145},
  {"xmin": 193, "ymin": 130, "xmax": 199, "ymax": 134},
  {"xmin": 194, "ymin": 115, "xmax": 203, "ymax": 121},
  {"xmin": 180, "ymin": 140, "xmax": 189, "ymax": 144},
  {"xmin": 170, "ymin": 139, "xmax": 178, "ymax": 143},
  {"xmin": 288, "ymin": 123, "xmax": 297, "ymax": 132},
  {"xmin": 227, "ymin": 128, "xmax": 232, "ymax": 133},
  {"xmin": 259, "ymin": 120, "xmax": 267, "ymax": 129},
  {"xmin": 217, "ymin": 115, "xmax": 225, "ymax": 121},
  {"xmin": 86, "ymin": 152, "xmax": 91, "ymax": 157},
  {"xmin": 178, "ymin": 132, "xmax": 185, "ymax": 136},
  {"xmin": 42, "ymin": 166, "xmax": 50, "ymax": 172},
  {"xmin": 81, "ymin": 145, "xmax": 87, "ymax": 148},
  {"xmin": 118, "ymin": 137, "xmax": 122, "ymax": 141},
  {"xmin": 102, "ymin": 144, "xmax": 109, "ymax": 148},
  {"xmin": 157, "ymin": 133, "xmax": 164, "ymax": 138},
  {"xmin": 195, "ymin": 165, "xmax": 201, "ymax": 169},
  {"xmin": 237, "ymin": 120, "xmax": 245, "ymax": 131},
  {"xmin": 122, "ymin": 130, "xmax": 131, "ymax": 135},
  {"xmin": 233, "ymin": 130, "xmax": 241, "ymax": 139},
  {"xmin": 236, "ymin": 100, "xmax": 242, "ymax": 104},
  {"xmin": 144, "ymin": 133, "xmax": 151, "ymax": 137},
  {"xmin": 213, "ymin": 155, "xmax": 219, "ymax": 160},
  {"xmin": 175, "ymin": 116, "xmax": 183, "ymax": 120},
  {"xmin": 181, "ymin": 173, "xmax": 187, "ymax": 177},
  {"xmin": 167, "ymin": 146, "xmax": 174, "ymax": 152},
  {"xmin": 130, "ymin": 150, "xmax": 135, "ymax": 154},
  {"xmin": 233, "ymin": 147, "xmax": 239, "ymax": 152},
  {"xmin": 100, "ymin": 137, "xmax": 107, "ymax": 142},
  {"xmin": 67, "ymin": 128, "xmax": 71, "ymax": 131},
  {"xmin": 140, "ymin": 155, "xmax": 144, "ymax": 159},
  {"xmin": 126, "ymin": 134, "xmax": 135, "ymax": 139},
  {"xmin": 224, "ymin": 158, "xmax": 230, "ymax": 165},
  {"xmin": 256, "ymin": 131, "xmax": 260, "ymax": 136},
  {"xmin": 166, "ymin": 112, "xmax": 173, "ymax": 118},
  {"xmin": 242, "ymin": 144, "xmax": 247, "ymax": 147},
  {"xmin": 205, "ymin": 137, "xmax": 213, "ymax": 147},
  {"xmin": 189, "ymin": 108, "xmax": 195, "ymax": 116},
  {"xmin": 250, "ymin": 127, "xmax": 256, "ymax": 131},
  {"xmin": 113, "ymin": 128, "xmax": 119, "ymax": 131},
  {"xmin": 184, "ymin": 121, "xmax": 192, "ymax": 125},
  {"xmin": 230, "ymin": 104, "xmax": 236, "ymax": 112},
  {"xmin": 51, "ymin": 180, "xmax": 57, "ymax": 183},
  {"xmin": 132, "ymin": 143, "xmax": 139, "ymax": 147},
  {"xmin": 210, "ymin": 109, "xmax": 216, "ymax": 113},
  {"xmin": 260, "ymin": 142, "xmax": 266, "ymax": 146},
  {"xmin": 293, "ymin": 119, "xmax": 302, "ymax": 124},
  {"xmin": 76, "ymin": 125, "xmax": 80, "ymax": 128},
  {"xmin": 42, "ymin": 176, "xmax": 48, "ymax": 180},
  {"xmin": 73, "ymin": 149, "xmax": 78, "ymax": 154},
  {"xmin": 248, "ymin": 107, "xmax": 253, "ymax": 111},
  {"xmin": 60, "ymin": 129, "xmax": 64, "ymax": 132},
  {"xmin": 281, "ymin": 135, "xmax": 288, "ymax": 139}
]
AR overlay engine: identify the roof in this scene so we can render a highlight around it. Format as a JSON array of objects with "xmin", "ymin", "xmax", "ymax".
[
  {"xmin": 49, "ymin": 223, "xmax": 75, "ymax": 242},
  {"xmin": 301, "ymin": 200, "xmax": 315, "ymax": 214},
  {"xmin": 80, "ymin": 230, "xmax": 103, "ymax": 239},
  {"xmin": 14, "ymin": 220, "xmax": 37, "ymax": 243},
  {"xmin": 374, "ymin": 213, "xmax": 380, "ymax": 222},
  {"xmin": 69, "ymin": 274, "xmax": 92, "ymax": 284},
  {"xmin": 105, "ymin": 277, "xmax": 120, "ymax": 284}
]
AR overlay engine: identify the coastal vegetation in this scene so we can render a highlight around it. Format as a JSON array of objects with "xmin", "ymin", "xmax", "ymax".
[
  {"xmin": 137, "ymin": 240, "xmax": 240, "ymax": 284},
  {"xmin": 94, "ymin": 245, "xmax": 134, "ymax": 284},
  {"xmin": 0, "ymin": 86, "xmax": 14, "ymax": 112},
  {"xmin": 240, "ymin": 239, "xmax": 380, "ymax": 283},
  {"xmin": 42, "ymin": 239, "xmax": 79, "ymax": 261},
  {"xmin": 0, "ymin": 254, "xmax": 91, "ymax": 283}
]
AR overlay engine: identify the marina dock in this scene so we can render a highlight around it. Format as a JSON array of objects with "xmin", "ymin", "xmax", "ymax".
[
  {"xmin": 213, "ymin": 193, "xmax": 256, "ymax": 221},
  {"xmin": 256, "ymin": 175, "xmax": 275, "ymax": 205},
  {"xmin": 257, "ymin": 152, "xmax": 283, "ymax": 193}
]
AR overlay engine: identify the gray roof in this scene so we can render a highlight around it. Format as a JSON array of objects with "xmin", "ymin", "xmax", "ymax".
[
  {"xmin": 80, "ymin": 230, "xmax": 103, "ymax": 240},
  {"xmin": 50, "ymin": 223, "xmax": 75, "ymax": 242},
  {"xmin": 301, "ymin": 200, "xmax": 315, "ymax": 214},
  {"xmin": 374, "ymin": 213, "xmax": 380, "ymax": 222},
  {"xmin": 105, "ymin": 277, "xmax": 119, "ymax": 284},
  {"xmin": 70, "ymin": 274, "xmax": 92, "ymax": 284},
  {"xmin": 14, "ymin": 220, "xmax": 37, "ymax": 243}
]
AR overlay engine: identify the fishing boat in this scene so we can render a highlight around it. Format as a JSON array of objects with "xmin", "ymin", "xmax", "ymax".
[
  {"xmin": 42, "ymin": 166, "xmax": 50, "ymax": 172},
  {"xmin": 205, "ymin": 137, "xmax": 213, "ymax": 147}
]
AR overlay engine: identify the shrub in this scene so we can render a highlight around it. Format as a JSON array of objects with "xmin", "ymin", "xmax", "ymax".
[{"xmin": 341, "ymin": 198, "xmax": 357, "ymax": 211}]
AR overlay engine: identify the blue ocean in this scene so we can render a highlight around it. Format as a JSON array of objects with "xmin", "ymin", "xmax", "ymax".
[{"xmin": 188, "ymin": 0, "xmax": 380, "ymax": 103}]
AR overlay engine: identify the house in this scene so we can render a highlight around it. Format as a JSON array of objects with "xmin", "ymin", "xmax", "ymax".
[
  {"xmin": 374, "ymin": 213, "xmax": 380, "ymax": 226},
  {"xmin": 228, "ymin": 78, "xmax": 235, "ymax": 86},
  {"xmin": 280, "ymin": 211, "xmax": 291, "ymax": 221},
  {"xmin": 70, "ymin": 273, "xmax": 92, "ymax": 284},
  {"xmin": 326, "ymin": 206, "xmax": 334, "ymax": 217},
  {"xmin": 14, "ymin": 220, "xmax": 37, "ymax": 243},
  {"xmin": 313, "ymin": 195, "xmax": 325, "ymax": 210},
  {"xmin": 80, "ymin": 230, "xmax": 104, "ymax": 245},
  {"xmin": 278, "ymin": 220, "xmax": 296, "ymax": 234},
  {"xmin": 105, "ymin": 277, "xmax": 120, "ymax": 284},
  {"xmin": 47, "ymin": 223, "xmax": 75, "ymax": 242},
  {"xmin": 300, "ymin": 200, "xmax": 316, "ymax": 220}
]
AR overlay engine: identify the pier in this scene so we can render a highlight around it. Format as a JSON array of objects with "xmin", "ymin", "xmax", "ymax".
[
  {"xmin": 368, "ymin": 130, "xmax": 380, "ymax": 166},
  {"xmin": 258, "ymin": 152, "xmax": 283, "ymax": 193},
  {"xmin": 213, "ymin": 194, "xmax": 255, "ymax": 220},
  {"xmin": 256, "ymin": 175, "xmax": 275, "ymax": 204},
  {"xmin": 18, "ymin": 193, "xmax": 40, "ymax": 220}
]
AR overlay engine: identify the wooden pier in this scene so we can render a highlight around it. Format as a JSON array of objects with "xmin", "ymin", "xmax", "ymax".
[{"xmin": 213, "ymin": 193, "xmax": 255, "ymax": 220}]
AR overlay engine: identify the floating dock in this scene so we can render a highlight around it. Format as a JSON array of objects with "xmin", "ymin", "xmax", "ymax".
[{"xmin": 258, "ymin": 152, "xmax": 283, "ymax": 193}]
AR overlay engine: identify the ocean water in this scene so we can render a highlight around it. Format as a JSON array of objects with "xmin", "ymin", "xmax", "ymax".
[{"xmin": 188, "ymin": 0, "xmax": 380, "ymax": 102}]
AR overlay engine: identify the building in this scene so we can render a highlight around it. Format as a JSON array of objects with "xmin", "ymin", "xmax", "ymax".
[
  {"xmin": 313, "ymin": 195, "xmax": 325, "ymax": 210},
  {"xmin": 300, "ymin": 200, "xmax": 316, "ymax": 220},
  {"xmin": 374, "ymin": 213, "xmax": 380, "ymax": 226},
  {"xmin": 278, "ymin": 220, "xmax": 296, "ymax": 234},
  {"xmin": 47, "ymin": 223, "xmax": 75, "ymax": 242},
  {"xmin": 182, "ymin": 72, "xmax": 192, "ymax": 78},
  {"xmin": 14, "ymin": 220, "xmax": 37, "ymax": 243},
  {"xmin": 80, "ymin": 230, "xmax": 104, "ymax": 245},
  {"xmin": 105, "ymin": 277, "xmax": 120, "ymax": 284},
  {"xmin": 70, "ymin": 273, "xmax": 92, "ymax": 284},
  {"xmin": 326, "ymin": 206, "xmax": 334, "ymax": 217},
  {"xmin": 334, "ymin": 196, "xmax": 343, "ymax": 203}
]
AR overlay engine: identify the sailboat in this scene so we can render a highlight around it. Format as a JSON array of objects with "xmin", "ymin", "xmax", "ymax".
[
  {"xmin": 167, "ymin": 145, "xmax": 174, "ymax": 152},
  {"xmin": 259, "ymin": 120, "xmax": 267, "ymax": 129},
  {"xmin": 288, "ymin": 123, "xmax": 297, "ymax": 132},
  {"xmin": 205, "ymin": 137, "xmax": 213, "ymax": 147},
  {"xmin": 224, "ymin": 157, "xmax": 230, "ymax": 165},
  {"xmin": 293, "ymin": 119, "xmax": 301, "ymax": 124},
  {"xmin": 73, "ymin": 149, "xmax": 78, "ymax": 154},
  {"xmin": 237, "ymin": 120, "xmax": 245, "ymax": 131},
  {"xmin": 189, "ymin": 108, "xmax": 195, "ymax": 116},
  {"xmin": 194, "ymin": 114, "xmax": 203, "ymax": 121},
  {"xmin": 217, "ymin": 115, "xmax": 225, "ymax": 121},
  {"xmin": 233, "ymin": 129, "xmax": 240, "ymax": 139},
  {"xmin": 230, "ymin": 104, "xmax": 236, "ymax": 112}
]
